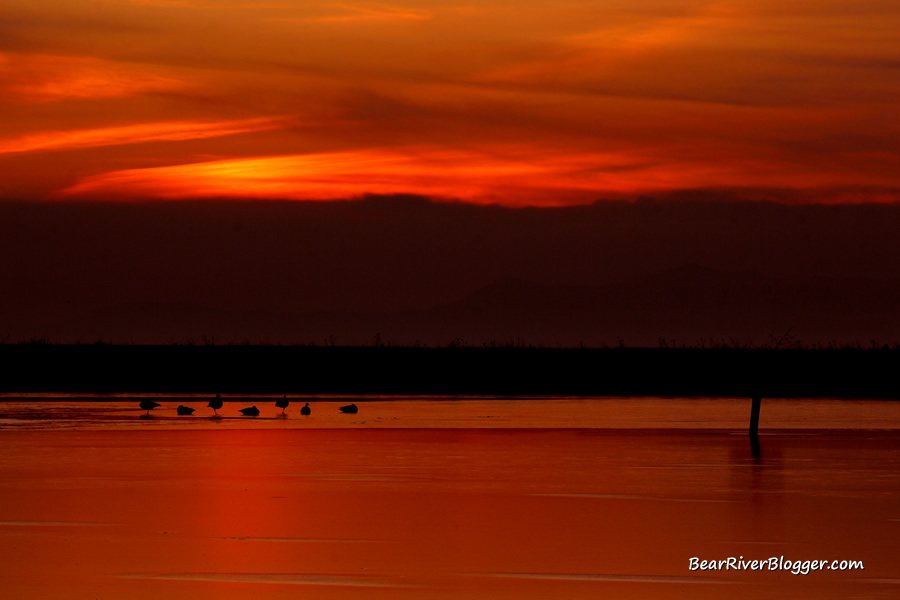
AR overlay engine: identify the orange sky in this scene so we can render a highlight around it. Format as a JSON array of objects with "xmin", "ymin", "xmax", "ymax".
[{"xmin": 2, "ymin": 0, "xmax": 899, "ymax": 205}]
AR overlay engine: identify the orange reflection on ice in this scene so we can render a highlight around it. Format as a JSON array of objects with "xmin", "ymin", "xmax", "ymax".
[{"xmin": 1, "ymin": 424, "xmax": 898, "ymax": 600}]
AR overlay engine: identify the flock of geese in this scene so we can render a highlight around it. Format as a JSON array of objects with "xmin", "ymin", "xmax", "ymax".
[{"xmin": 139, "ymin": 395, "xmax": 359, "ymax": 417}]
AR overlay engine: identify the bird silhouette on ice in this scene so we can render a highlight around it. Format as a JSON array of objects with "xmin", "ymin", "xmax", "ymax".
[
  {"xmin": 140, "ymin": 400, "xmax": 160, "ymax": 416},
  {"xmin": 208, "ymin": 394, "xmax": 223, "ymax": 416},
  {"xmin": 275, "ymin": 396, "xmax": 289, "ymax": 414},
  {"xmin": 176, "ymin": 405, "xmax": 195, "ymax": 415},
  {"xmin": 239, "ymin": 406, "xmax": 260, "ymax": 416},
  {"xmin": 339, "ymin": 403, "xmax": 358, "ymax": 414},
  {"xmin": 300, "ymin": 402, "xmax": 311, "ymax": 415}
]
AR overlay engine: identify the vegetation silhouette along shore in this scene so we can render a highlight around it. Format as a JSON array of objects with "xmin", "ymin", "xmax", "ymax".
[{"xmin": 11, "ymin": 345, "xmax": 896, "ymax": 399}]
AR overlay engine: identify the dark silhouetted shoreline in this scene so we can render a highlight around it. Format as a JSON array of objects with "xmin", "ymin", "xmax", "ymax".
[{"xmin": 1, "ymin": 345, "xmax": 897, "ymax": 398}]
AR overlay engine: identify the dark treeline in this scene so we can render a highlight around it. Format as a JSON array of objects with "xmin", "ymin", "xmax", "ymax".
[{"xmin": 1, "ymin": 345, "xmax": 897, "ymax": 398}]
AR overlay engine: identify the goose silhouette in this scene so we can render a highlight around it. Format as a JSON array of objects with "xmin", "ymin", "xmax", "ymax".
[
  {"xmin": 176, "ymin": 405, "xmax": 195, "ymax": 415},
  {"xmin": 275, "ymin": 396, "xmax": 289, "ymax": 414},
  {"xmin": 140, "ymin": 400, "xmax": 160, "ymax": 416},
  {"xmin": 300, "ymin": 402, "xmax": 311, "ymax": 416},
  {"xmin": 239, "ymin": 406, "xmax": 260, "ymax": 416},
  {"xmin": 208, "ymin": 394, "xmax": 223, "ymax": 416},
  {"xmin": 339, "ymin": 403, "xmax": 358, "ymax": 414}
]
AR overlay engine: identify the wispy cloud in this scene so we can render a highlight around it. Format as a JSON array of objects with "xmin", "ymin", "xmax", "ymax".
[
  {"xmin": 268, "ymin": 3, "xmax": 432, "ymax": 24},
  {"xmin": 0, "ymin": 117, "xmax": 287, "ymax": 155},
  {"xmin": 315, "ymin": 3, "xmax": 431, "ymax": 22},
  {"xmin": 55, "ymin": 148, "xmax": 635, "ymax": 203},
  {"xmin": 54, "ymin": 146, "xmax": 791, "ymax": 205},
  {"xmin": 0, "ymin": 53, "xmax": 190, "ymax": 102},
  {"xmin": 122, "ymin": 0, "xmax": 195, "ymax": 6},
  {"xmin": 55, "ymin": 140, "xmax": 900, "ymax": 206}
]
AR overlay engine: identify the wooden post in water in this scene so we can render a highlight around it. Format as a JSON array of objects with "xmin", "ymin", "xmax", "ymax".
[{"xmin": 749, "ymin": 396, "xmax": 761, "ymax": 457}]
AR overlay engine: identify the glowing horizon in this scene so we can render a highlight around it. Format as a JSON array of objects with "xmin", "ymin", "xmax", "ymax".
[{"xmin": 53, "ymin": 146, "xmax": 900, "ymax": 205}]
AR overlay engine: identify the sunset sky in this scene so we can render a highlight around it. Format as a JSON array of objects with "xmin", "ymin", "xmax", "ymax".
[
  {"xmin": 3, "ymin": 1, "xmax": 900, "ymax": 346},
  {"xmin": 2, "ymin": 0, "xmax": 899, "ymax": 205}
]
